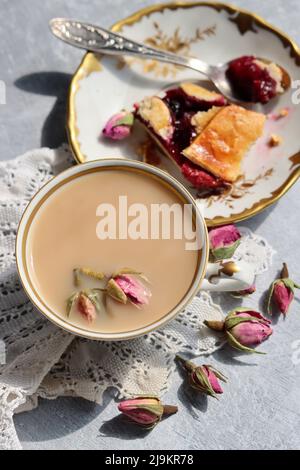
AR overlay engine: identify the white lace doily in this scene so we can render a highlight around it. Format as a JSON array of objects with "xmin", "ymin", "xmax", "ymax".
[{"xmin": 0, "ymin": 146, "xmax": 275, "ymax": 450}]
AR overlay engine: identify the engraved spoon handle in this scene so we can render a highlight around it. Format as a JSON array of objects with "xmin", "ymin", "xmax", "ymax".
[{"xmin": 49, "ymin": 18, "xmax": 213, "ymax": 76}]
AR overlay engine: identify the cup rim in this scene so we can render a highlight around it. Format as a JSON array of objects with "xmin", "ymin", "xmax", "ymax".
[{"xmin": 16, "ymin": 158, "xmax": 209, "ymax": 341}]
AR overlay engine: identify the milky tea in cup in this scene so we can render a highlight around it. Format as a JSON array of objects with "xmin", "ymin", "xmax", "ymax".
[{"xmin": 17, "ymin": 161, "xmax": 207, "ymax": 340}]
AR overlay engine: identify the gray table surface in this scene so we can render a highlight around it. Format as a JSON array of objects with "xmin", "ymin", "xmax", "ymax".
[{"xmin": 1, "ymin": 0, "xmax": 300, "ymax": 450}]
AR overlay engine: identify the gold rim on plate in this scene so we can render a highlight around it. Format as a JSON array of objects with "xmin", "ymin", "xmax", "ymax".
[{"xmin": 67, "ymin": 1, "xmax": 300, "ymax": 227}]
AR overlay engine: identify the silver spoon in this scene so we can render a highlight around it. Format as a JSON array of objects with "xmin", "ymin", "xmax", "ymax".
[{"xmin": 49, "ymin": 18, "xmax": 290, "ymax": 104}]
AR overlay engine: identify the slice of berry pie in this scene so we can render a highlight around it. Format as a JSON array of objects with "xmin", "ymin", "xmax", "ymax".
[
  {"xmin": 182, "ymin": 104, "xmax": 266, "ymax": 182},
  {"xmin": 135, "ymin": 82, "xmax": 266, "ymax": 196}
]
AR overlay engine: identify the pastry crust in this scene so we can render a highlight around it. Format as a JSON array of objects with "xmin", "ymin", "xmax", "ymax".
[
  {"xmin": 254, "ymin": 60, "xmax": 283, "ymax": 93},
  {"xmin": 180, "ymin": 82, "xmax": 224, "ymax": 102},
  {"xmin": 182, "ymin": 105, "xmax": 266, "ymax": 182},
  {"xmin": 137, "ymin": 96, "xmax": 173, "ymax": 141},
  {"xmin": 191, "ymin": 106, "xmax": 223, "ymax": 134}
]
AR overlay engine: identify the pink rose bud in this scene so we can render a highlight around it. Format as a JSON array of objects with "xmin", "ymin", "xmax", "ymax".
[
  {"xmin": 209, "ymin": 224, "xmax": 242, "ymax": 261},
  {"xmin": 205, "ymin": 308, "xmax": 273, "ymax": 354},
  {"xmin": 268, "ymin": 263, "xmax": 299, "ymax": 316},
  {"xmin": 202, "ymin": 366, "xmax": 224, "ymax": 394},
  {"xmin": 102, "ymin": 110, "xmax": 134, "ymax": 140},
  {"xmin": 229, "ymin": 312, "xmax": 272, "ymax": 347},
  {"xmin": 77, "ymin": 292, "xmax": 97, "ymax": 323},
  {"xmin": 66, "ymin": 289, "xmax": 100, "ymax": 322},
  {"xmin": 273, "ymin": 282, "xmax": 293, "ymax": 314},
  {"xmin": 176, "ymin": 356, "xmax": 227, "ymax": 398},
  {"xmin": 106, "ymin": 278, "xmax": 127, "ymax": 304},
  {"xmin": 114, "ymin": 275, "xmax": 151, "ymax": 306},
  {"xmin": 232, "ymin": 284, "xmax": 256, "ymax": 298},
  {"xmin": 106, "ymin": 269, "xmax": 152, "ymax": 307},
  {"xmin": 118, "ymin": 396, "xmax": 178, "ymax": 428}
]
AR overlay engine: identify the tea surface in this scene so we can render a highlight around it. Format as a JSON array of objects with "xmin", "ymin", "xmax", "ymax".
[{"xmin": 27, "ymin": 169, "xmax": 200, "ymax": 334}]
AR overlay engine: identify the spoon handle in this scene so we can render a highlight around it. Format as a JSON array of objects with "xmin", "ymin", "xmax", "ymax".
[{"xmin": 50, "ymin": 18, "xmax": 212, "ymax": 76}]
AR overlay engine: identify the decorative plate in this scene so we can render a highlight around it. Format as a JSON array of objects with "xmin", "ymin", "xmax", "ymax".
[{"xmin": 67, "ymin": 1, "xmax": 300, "ymax": 226}]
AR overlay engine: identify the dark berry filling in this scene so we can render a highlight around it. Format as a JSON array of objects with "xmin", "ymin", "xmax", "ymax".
[
  {"xmin": 136, "ymin": 86, "xmax": 228, "ymax": 196},
  {"xmin": 226, "ymin": 55, "xmax": 278, "ymax": 104},
  {"xmin": 181, "ymin": 162, "xmax": 228, "ymax": 196},
  {"xmin": 164, "ymin": 87, "xmax": 226, "ymax": 114}
]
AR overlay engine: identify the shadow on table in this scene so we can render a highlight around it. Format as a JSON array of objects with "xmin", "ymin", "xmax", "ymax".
[
  {"xmin": 240, "ymin": 202, "xmax": 278, "ymax": 233},
  {"xmin": 213, "ymin": 343, "xmax": 260, "ymax": 366},
  {"xmin": 175, "ymin": 359, "xmax": 208, "ymax": 418},
  {"xmin": 14, "ymin": 388, "xmax": 115, "ymax": 443},
  {"xmin": 99, "ymin": 414, "xmax": 153, "ymax": 440},
  {"xmin": 174, "ymin": 349, "xmax": 255, "ymax": 420},
  {"xmin": 177, "ymin": 383, "xmax": 208, "ymax": 420},
  {"xmin": 14, "ymin": 72, "xmax": 71, "ymax": 149}
]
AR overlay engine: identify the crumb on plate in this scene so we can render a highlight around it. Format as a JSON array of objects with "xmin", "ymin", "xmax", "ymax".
[{"xmin": 269, "ymin": 134, "xmax": 283, "ymax": 147}]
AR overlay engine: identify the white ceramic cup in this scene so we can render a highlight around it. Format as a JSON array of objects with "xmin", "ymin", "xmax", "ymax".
[{"xmin": 16, "ymin": 159, "xmax": 254, "ymax": 341}]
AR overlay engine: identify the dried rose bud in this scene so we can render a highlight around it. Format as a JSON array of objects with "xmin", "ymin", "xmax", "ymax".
[
  {"xmin": 114, "ymin": 275, "xmax": 151, "ymax": 306},
  {"xmin": 66, "ymin": 289, "xmax": 101, "ymax": 323},
  {"xmin": 106, "ymin": 269, "xmax": 151, "ymax": 307},
  {"xmin": 66, "ymin": 292, "xmax": 79, "ymax": 317},
  {"xmin": 176, "ymin": 356, "xmax": 226, "ymax": 398},
  {"xmin": 231, "ymin": 284, "xmax": 256, "ymax": 298},
  {"xmin": 268, "ymin": 263, "xmax": 300, "ymax": 315},
  {"xmin": 73, "ymin": 267, "xmax": 105, "ymax": 286},
  {"xmin": 77, "ymin": 292, "xmax": 97, "ymax": 323},
  {"xmin": 106, "ymin": 278, "xmax": 128, "ymax": 304},
  {"xmin": 118, "ymin": 396, "xmax": 178, "ymax": 428},
  {"xmin": 102, "ymin": 110, "xmax": 134, "ymax": 140},
  {"xmin": 209, "ymin": 224, "xmax": 241, "ymax": 261},
  {"xmin": 205, "ymin": 308, "xmax": 273, "ymax": 354}
]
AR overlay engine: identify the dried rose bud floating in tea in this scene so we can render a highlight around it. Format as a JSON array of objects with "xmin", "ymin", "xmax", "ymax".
[
  {"xmin": 106, "ymin": 269, "xmax": 151, "ymax": 307},
  {"xmin": 66, "ymin": 267, "xmax": 152, "ymax": 323}
]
